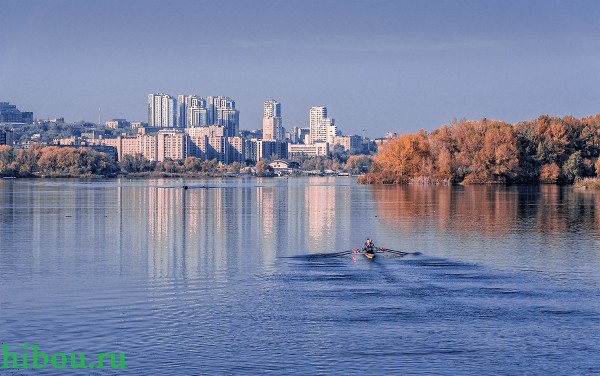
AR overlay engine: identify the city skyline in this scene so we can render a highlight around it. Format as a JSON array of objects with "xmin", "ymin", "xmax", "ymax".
[{"xmin": 2, "ymin": 1, "xmax": 600, "ymax": 137}]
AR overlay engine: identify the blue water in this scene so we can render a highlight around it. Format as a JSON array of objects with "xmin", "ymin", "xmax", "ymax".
[{"xmin": 0, "ymin": 178, "xmax": 599, "ymax": 374}]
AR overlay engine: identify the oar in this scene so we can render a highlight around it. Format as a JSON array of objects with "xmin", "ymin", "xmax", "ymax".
[{"xmin": 378, "ymin": 247, "xmax": 409, "ymax": 255}]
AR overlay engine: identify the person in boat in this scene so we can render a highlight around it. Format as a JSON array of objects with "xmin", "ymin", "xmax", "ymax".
[{"xmin": 364, "ymin": 238, "xmax": 376, "ymax": 254}]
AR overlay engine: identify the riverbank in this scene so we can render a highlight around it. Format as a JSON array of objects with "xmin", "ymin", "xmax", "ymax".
[{"xmin": 574, "ymin": 177, "xmax": 600, "ymax": 189}]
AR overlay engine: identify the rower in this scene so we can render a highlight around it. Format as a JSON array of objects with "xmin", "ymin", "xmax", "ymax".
[{"xmin": 364, "ymin": 238, "xmax": 375, "ymax": 254}]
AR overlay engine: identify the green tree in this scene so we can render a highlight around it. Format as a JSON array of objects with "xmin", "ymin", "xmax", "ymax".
[
  {"xmin": 561, "ymin": 151, "xmax": 583, "ymax": 183},
  {"xmin": 0, "ymin": 146, "xmax": 15, "ymax": 175}
]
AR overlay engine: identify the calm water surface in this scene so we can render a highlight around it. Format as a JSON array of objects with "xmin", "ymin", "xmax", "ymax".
[{"xmin": 0, "ymin": 178, "xmax": 599, "ymax": 375}]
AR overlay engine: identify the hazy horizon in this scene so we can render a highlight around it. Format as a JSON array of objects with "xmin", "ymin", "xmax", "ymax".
[{"xmin": 2, "ymin": 0, "xmax": 600, "ymax": 137}]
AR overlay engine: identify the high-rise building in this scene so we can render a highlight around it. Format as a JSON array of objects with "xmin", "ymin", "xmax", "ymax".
[
  {"xmin": 207, "ymin": 96, "xmax": 239, "ymax": 137},
  {"xmin": 178, "ymin": 95, "xmax": 208, "ymax": 128},
  {"xmin": 262, "ymin": 99, "xmax": 283, "ymax": 141},
  {"xmin": 0, "ymin": 102, "xmax": 33, "ymax": 124},
  {"xmin": 309, "ymin": 106, "xmax": 335, "ymax": 144},
  {"xmin": 148, "ymin": 93, "xmax": 177, "ymax": 127},
  {"xmin": 324, "ymin": 118, "xmax": 339, "ymax": 144}
]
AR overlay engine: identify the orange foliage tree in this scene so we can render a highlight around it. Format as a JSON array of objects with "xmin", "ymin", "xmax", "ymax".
[
  {"xmin": 360, "ymin": 113, "xmax": 600, "ymax": 185},
  {"xmin": 369, "ymin": 131, "xmax": 431, "ymax": 184}
]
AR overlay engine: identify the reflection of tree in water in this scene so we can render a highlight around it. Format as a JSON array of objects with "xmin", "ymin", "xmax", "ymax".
[
  {"xmin": 534, "ymin": 185, "xmax": 600, "ymax": 236},
  {"xmin": 372, "ymin": 185, "xmax": 600, "ymax": 238}
]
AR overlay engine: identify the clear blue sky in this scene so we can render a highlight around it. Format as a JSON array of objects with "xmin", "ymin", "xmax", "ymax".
[{"xmin": 1, "ymin": 0, "xmax": 599, "ymax": 137}]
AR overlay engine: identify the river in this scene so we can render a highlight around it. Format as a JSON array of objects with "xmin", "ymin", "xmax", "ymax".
[{"xmin": 0, "ymin": 177, "xmax": 598, "ymax": 374}]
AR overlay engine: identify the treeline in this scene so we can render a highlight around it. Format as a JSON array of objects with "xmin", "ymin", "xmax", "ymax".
[
  {"xmin": 0, "ymin": 145, "xmax": 230, "ymax": 178},
  {"xmin": 6, "ymin": 120, "xmax": 134, "ymax": 144},
  {"xmin": 0, "ymin": 145, "xmax": 375, "ymax": 178},
  {"xmin": 0, "ymin": 145, "xmax": 118, "ymax": 177},
  {"xmin": 359, "ymin": 115, "xmax": 600, "ymax": 185}
]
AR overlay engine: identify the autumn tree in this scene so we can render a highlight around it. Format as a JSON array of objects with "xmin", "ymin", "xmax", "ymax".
[
  {"xmin": 120, "ymin": 153, "xmax": 154, "ymax": 173},
  {"xmin": 464, "ymin": 122, "xmax": 519, "ymax": 184},
  {"xmin": 450, "ymin": 120, "xmax": 486, "ymax": 181},
  {"xmin": 428, "ymin": 125, "xmax": 456, "ymax": 180},
  {"xmin": 12, "ymin": 146, "xmax": 43, "ymax": 176},
  {"xmin": 362, "ymin": 131, "xmax": 432, "ymax": 184},
  {"xmin": 539, "ymin": 163, "xmax": 560, "ymax": 183},
  {"xmin": 255, "ymin": 160, "xmax": 273, "ymax": 177},
  {"xmin": 345, "ymin": 155, "xmax": 372, "ymax": 175},
  {"xmin": 36, "ymin": 147, "xmax": 117, "ymax": 177},
  {"xmin": 228, "ymin": 161, "xmax": 241, "ymax": 173}
]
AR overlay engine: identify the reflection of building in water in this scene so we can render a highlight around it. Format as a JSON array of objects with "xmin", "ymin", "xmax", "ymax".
[
  {"xmin": 258, "ymin": 187, "xmax": 275, "ymax": 237},
  {"xmin": 139, "ymin": 181, "xmax": 231, "ymax": 280},
  {"xmin": 305, "ymin": 179, "xmax": 336, "ymax": 248},
  {"xmin": 256, "ymin": 186, "xmax": 276, "ymax": 264}
]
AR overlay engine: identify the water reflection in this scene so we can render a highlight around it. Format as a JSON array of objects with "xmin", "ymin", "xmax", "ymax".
[
  {"xmin": 371, "ymin": 184, "xmax": 600, "ymax": 238},
  {"xmin": 0, "ymin": 178, "xmax": 374, "ymax": 283},
  {"xmin": 4, "ymin": 179, "xmax": 598, "ymax": 287}
]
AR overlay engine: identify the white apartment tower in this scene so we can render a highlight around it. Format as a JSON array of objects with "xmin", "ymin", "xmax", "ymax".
[
  {"xmin": 178, "ymin": 95, "xmax": 208, "ymax": 128},
  {"xmin": 262, "ymin": 99, "xmax": 283, "ymax": 141},
  {"xmin": 309, "ymin": 106, "xmax": 336, "ymax": 144},
  {"xmin": 207, "ymin": 96, "xmax": 239, "ymax": 137},
  {"xmin": 148, "ymin": 93, "xmax": 177, "ymax": 127}
]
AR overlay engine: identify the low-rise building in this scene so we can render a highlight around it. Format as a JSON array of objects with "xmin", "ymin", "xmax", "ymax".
[
  {"xmin": 53, "ymin": 136, "xmax": 81, "ymax": 146},
  {"xmin": 158, "ymin": 130, "xmax": 186, "ymax": 162},
  {"xmin": 105, "ymin": 119, "xmax": 130, "ymax": 129},
  {"xmin": 131, "ymin": 121, "xmax": 147, "ymax": 129},
  {"xmin": 0, "ymin": 129, "xmax": 14, "ymax": 146},
  {"xmin": 332, "ymin": 135, "xmax": 362, "ymax": 152},
  {"xmin": 102, "ymin": 136, "xmax": 140, "ymax": 161},
  {"xmin": 255, "ymin": 140, "xmax": 288, "ymax": 162},
  {"xmin": 288, "ymin": 142, "xmax": 329, "ymax": 159},
  {"xmin": 139, "ymin": 134, "xmax": 158, "ymax": 161}
]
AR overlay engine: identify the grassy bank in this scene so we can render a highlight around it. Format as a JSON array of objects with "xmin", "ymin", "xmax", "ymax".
[{"xmin": 574, "ymin": 178, "xmax": 600, "ymax": 189}]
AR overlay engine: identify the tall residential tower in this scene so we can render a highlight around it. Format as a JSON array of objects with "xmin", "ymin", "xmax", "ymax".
[
  {"xmin": 178, "ymin": 95, "xmax": 208, "ymax": 127},
  {"xmin": 207, "ymin": 96, "xmax": 239, "ymax": 137},
  {"xmin": 148, "ymin": 93, "xmax": 177, "ymax": 127},
  {"xmin": 309, "ymin": 106, "xmax": 336, "ymax": 144},
  {"xmin": 262, "ymin": 99, "xmax": 283, "ymax": 141}
]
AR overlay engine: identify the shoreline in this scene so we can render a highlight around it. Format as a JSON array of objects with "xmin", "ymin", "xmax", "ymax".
[{"xmin": 2, "ymin": 174, "xmax": 598, "ymax": 189}]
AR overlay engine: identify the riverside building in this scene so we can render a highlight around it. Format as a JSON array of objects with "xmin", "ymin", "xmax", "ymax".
[
  {"xmin": 262, "ymin": 99, "xmax": 283, "ymax": 141},
  {"xmin": 148, "ymin": 94, "xmax": 177, "ymax": 127}
]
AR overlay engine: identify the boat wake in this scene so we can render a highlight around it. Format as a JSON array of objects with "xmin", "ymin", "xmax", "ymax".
[{"xmin": 287, "ymin": 249, "xmax": 421, "ymax": 261}]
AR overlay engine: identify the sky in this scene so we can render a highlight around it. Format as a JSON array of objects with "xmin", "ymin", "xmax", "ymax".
[{"xmin": 1, "ymin": 0, "xmax": 600, "ymax": 138}]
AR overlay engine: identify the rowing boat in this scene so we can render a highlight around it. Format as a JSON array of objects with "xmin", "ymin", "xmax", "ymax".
[{"xmin": 363, "ymin": 251, "xmax": 375, "ymax": 259}]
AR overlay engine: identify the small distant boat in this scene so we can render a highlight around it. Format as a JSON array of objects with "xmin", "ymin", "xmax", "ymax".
[
  {"xmin": 2, "ymin": 176, "xmax": 16, "ymax": 179},
  {"xmin": 363, "ymin": 251, "xmax": 375, "ymax": 260},
  {"xmin": 182, "ymin": 185, "xmax": 188, "ymax": 190}
]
